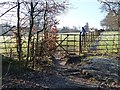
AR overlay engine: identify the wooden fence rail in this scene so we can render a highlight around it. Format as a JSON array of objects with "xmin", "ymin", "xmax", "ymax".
[{"xmin": 0, "ymin": 31, "xmax": 120, "ymax": 57}]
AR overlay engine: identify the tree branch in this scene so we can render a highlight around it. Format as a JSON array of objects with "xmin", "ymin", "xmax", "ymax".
[
  {"xmin": 1, "ymin": 26, "xmax": 15, "ymax": 36},
  {"xmin": 0, "ymin": 2, "xmax": 24, "ymax": 18}
]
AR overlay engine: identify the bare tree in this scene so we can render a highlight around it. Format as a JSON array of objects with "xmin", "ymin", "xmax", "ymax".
[
  {"xmin": 98, "ymin": 0, "xmax": 120, "ymax": 14},
  {"xmin": 0, "ymin": 1, "xmax": 22, "ymax": 65},
  {"xmin": 100, "ymin": 11, "xmax": 118, "ymax": 30},
  {"xmin": 98, "ymin": 0, "xmax": 120, "ymax": 28},
  {"xmin": 0, "ymin": 0, "xmax": 69, "ymax": 68},
  {"xmin": 17, "ymin": 0, "xmax": 22, "ymax": 68},
  {"xmin": 22, "ymin": 0, "xmax": 69, "ymax": 67},
  {"xmin": 25, "ymin": 1, "xmax": 34, "ymax": 67}
]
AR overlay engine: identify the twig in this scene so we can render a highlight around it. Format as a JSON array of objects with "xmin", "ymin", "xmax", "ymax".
[{"xmin": 1, "ymin": 26, "xmax": 15, "ymax": 36}]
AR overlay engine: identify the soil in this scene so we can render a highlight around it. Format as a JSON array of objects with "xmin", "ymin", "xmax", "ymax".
[{"xmin": 1, "ymin": 54, "xmax": 120, "ymax": 89}]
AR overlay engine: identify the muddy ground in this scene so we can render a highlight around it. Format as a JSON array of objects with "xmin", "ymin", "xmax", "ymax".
[{"xmin": 1, "ymin": 54, "xmax": 120, "ymax": 89}]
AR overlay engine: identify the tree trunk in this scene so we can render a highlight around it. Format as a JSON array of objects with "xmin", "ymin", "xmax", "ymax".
[
  {"xmin": 118, "ymin": 8, "xmax": 120, "ymax": 53},
  {"xmin": 25, "ymin": 1, "xmax": 34, "ymax": 67},
  {"xmin": 17, "ymin": 0, "xmax": 22, "ymax": 68}
]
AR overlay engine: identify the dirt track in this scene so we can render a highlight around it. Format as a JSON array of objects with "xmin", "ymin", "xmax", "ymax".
[{"xmin": 2, "ymin": 55, "xmax": 120, "ymax": 89}]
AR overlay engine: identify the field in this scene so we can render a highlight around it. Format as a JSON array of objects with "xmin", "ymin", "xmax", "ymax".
[
  {"xmin": 0, "ymin": 31, "xmax": 119, "ymax": 57},
  {"xmin": 57, "ymin": 31, "xmax": 119, "ymax": 54},
  {"xmin": 1, "ymin": 31, "xmax": 120, "ymax": 89},
  {"xmin": 97, "ymin": 31, "xmax": 119, "ymax": 53},
  {"xmin": 0, "ymin": 36, "xmax": 28, "ymax": 56}
]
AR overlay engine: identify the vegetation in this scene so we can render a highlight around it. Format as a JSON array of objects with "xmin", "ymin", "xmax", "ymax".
[
  {"xmin": 0, "ymin": 0, "xmax": 120, "ymax": 89},
  {"xmin": 99, "ymin": 0, "xmax": 120, "ymax": 30},
  {"xmin": 100, "ymin": 11, "xmax": 119, "ymax": 30},
  {"xmin": 59, "ymin": 26, "xmax": 80, "ymax": 33},
  {"xmin": 0, "ymin": 31, "xmax": 119, "ymax": 57},
  {"xmin": 98, "ymin": 0, "xmax": 120, "ymax": 53},
  {"xmin": 0, "ymin": 0, "xmax": 69, "ymax": 69},
  {"xmin": 97, "ymin": 31, "xmax": 119, "ymax": 53}
]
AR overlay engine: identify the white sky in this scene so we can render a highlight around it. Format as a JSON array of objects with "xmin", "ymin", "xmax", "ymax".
[
  {"xmin": 0, "ymin": 0, "xmax": 106, "ymax": 29},
  {"xmin": 56, "ymin": 0, "xmax": 106, "ymax": 29}
]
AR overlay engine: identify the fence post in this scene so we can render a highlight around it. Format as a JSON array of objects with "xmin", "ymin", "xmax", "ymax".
[
  {"xmin": 92, "ymin": 32, "xmax": 94, "ymax": 41},
  {"xmin": 66, "ymin": 34, "xmax": 68, "ymax": 53},
  {"xmin": 79, "ymin": 32, "xmax": 82, "ymax": 55},
  {"xmin": 85, "ymin": 33, "xmax": 87, "ymax": 50},
  {"xmin": 60, "ymin": 34, "xmax": 62, "ymax": 52},
  {"xmin": 93, "ymin": 31, "xmax": 95, "ymax": 41},
  {"xmin": 91, "ymin": 32, "xmax": 92, "ymax": 42},
  {"xmin": 74, "ymin": 34, "xmax": 75, "ymax": 54}
]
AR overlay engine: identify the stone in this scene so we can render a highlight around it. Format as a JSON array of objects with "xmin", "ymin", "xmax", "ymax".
[{"xmin": 65, "ymin": 55, "xmax": 81, "ymax": 65}]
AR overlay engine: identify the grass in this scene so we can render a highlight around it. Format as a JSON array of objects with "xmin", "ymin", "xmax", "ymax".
[
  {"xmin": 57, "ymin": 32, "xmax": 99, "ymax": 54},
  {"xmin": 2, "ymin": 55, "xmax": 35, "ymax": 76},
  {"xmin": 0, "ymin": 31, "xmax": 119, "ymax": 57},
  {"xmin": 97, "ymin": 31, "xmax": 119, "ymax": 53},
  {"xmin": 0, "ymin": 36, "xmax": 28, "ymax": 56}
]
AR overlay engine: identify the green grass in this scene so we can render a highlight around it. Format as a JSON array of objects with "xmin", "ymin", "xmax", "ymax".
[
  {"xmin": 0, "ymin": 36, "xmax": 28, "ymax": 58},
  {"xmin": 97, "ymin": 31, "xmax": 119, "ymax": 53},
  {"xmin": 101, "ymin": 31, "xmax": 119, "ymax": 34},
  {"xmin": 0, "ymin": 31, "xmax": 119, "ymax": 57}
]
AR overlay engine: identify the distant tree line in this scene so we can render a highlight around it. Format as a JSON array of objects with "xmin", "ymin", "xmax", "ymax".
[{"xmin": 58, "ymin": 26, "xmax": 80, "ymax": 33}]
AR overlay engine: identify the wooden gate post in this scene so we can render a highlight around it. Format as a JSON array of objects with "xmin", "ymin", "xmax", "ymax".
[
  {"xmin": 66, "ymin": 34, "xmax": 68, "ymax": 53},
  {"xmin": 74, "ymin": 35, "xmax": 75, "ymax": 54},
  {"xmin": 79, "ymin": 32, "xmax": 82, "ymax": 55}
]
